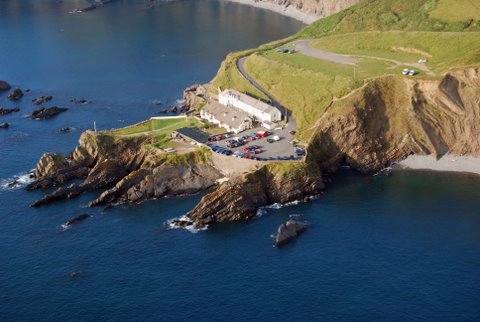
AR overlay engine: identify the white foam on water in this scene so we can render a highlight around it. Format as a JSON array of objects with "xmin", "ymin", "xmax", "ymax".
[
  {"xmin": 166, "ymin": 215, "xmax": 208, "ymax": 234},
  {"xmin": 256, "ymin": 208, "xmax": 267, "ymax": 217},
  {"xmin": 266, "ymin": 203, "xmax": 283, "ymax": 209},
  {"xmin": 1, "ymin": 171, "xmax": 34, "ymax": 190}
]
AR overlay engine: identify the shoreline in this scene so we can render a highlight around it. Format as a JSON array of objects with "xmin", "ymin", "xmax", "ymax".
[
  {"xmin": 395, "ymin": 154, "xmax": 480, "ymax": 176},
  {"xmin": 222, "ymin": 0, "xmax": 319, "ymax": 24}
]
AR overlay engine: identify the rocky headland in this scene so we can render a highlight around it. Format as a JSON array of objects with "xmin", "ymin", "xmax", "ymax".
[{"xmin": 26, "ymin": 65, "xmax": 480, "ymax": 228}]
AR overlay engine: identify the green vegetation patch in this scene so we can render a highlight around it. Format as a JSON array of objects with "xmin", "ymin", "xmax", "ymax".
[
  {"xmin": 300, "ymin": 0, "xmax": 480, "ymax": 38},
  {"xmin": 106, "ymin": 117, "xmax": 201, "ymax": 136},
  {"xmin": 430, "ymin": 0, "xmax": 480, "ymax": 23},
  {"xmin": 311, "ymin": 31, "xmax": 480, "ymax": 73}
]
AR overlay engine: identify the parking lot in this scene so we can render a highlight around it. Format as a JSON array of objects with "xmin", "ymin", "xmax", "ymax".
[{"xmin": 207, "ymin": 125, "xmax": 305, "ymax": 161}]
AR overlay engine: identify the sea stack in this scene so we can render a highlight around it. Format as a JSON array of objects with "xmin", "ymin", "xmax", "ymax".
[{"xmin": 275, "ymin": 217, "xmax": 308, "ymax": 246}]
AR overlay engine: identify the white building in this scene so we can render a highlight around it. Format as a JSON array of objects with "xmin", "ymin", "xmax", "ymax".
[
  {"xmin": 218, "ymin": 89, "xmax": 282, "ymax": 124},
  {"xmin": 200, "ymin": 101, "xmax": 253, "ymax": 134}
]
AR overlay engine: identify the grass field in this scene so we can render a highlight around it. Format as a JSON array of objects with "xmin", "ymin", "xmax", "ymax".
[
  {"xmin": 105, "ymin": 117, "xmax": 205, "ymax": 150},
  {"xmin": 430, "ymin": 0, "xmax": 480, "ymax": 22},
  {"xmin": 311, "ymin": 31, "xmax": 480, "ymax": 73},
  {"xmin": 244, "ymin": 54, "xmax": 359, "ymax": 140},
  {"xmin": 106, "ymin": 117, "xmax": 201, "ymax": 136}
]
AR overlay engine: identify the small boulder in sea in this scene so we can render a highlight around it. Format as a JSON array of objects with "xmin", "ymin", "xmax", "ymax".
[
  {"xmin": 0, "ymin": 80, "xmax": 11, "ymax": 92},
  {"xmin": 169, "ymin": 106, "xmax": 177, "ymax": 113},
  {"xmin": 0, "ymin": 107, "xmax": 20, "ymax": 116},
  {"xmin": 32, "ymin": 95, "xmax": 53, "ymax": 105},
  {"xmin": 8, "ymin": 88, "xmax": 24, "ymax": 101},
  {"xmin": 0, "ymin": 122, "xmax": 10, "ymax": 129},
  {"xmin": 274, "ymin": 217, "xmax": 308, "ymax": 246},
  {"xmin": 31, "ymin": 106, "xmax": 68, "ymax": 120},
  {"xmin": 59, "ymin": 127, "xmax": 71, "ymax": 133}
]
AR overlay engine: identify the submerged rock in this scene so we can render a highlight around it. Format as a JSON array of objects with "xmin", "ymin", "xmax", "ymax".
[
  {"xmin": 70, "ymin": 98, "xmax": 90, "ymax": 105},
  {"xmin": 8, "ymin": 88, "xmax": 24, "ymax": 101},
  {"xmin": 31, "ymin": 106, "xmax": 68, "ymax": 120},
  {"xmin": 59, "ymin": 127, "xmax": 71, "ymax": 133},
  {"xmin": 62, "ymin": 213, "xmax": 91, "ymax": 228},
  {"xmin": 274, "ymin": 218, "xmax": 308, "ymax": 246},
  {"xmin": 0, "ymin": 122, "xmax": 10, "ymax": 129},
  {"xmin": 0, "ymin": 107, "xmax": 20, "ymax": 116},
  {"xmin": 0, "ymin": 80, "xmax": 11, "ymax": 92},
  {"xmin": 32, "ymin": 95, "xmax": 53, "ymax": 105}
]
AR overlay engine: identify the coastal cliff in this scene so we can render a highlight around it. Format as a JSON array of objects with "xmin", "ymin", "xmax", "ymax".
[
  {"xmin": 308, "ymin": 68, "xmax": 480, "ymax": 173},
  {"xmin": 185, "ymin": 163, "xmax": 324, "ymax": 228},
  {"xmin": 28, "ymin": 131, "xmax": 221, "ymax": 207}
]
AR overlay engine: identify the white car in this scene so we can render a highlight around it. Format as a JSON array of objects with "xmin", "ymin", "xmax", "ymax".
[
  {"xmin": 402, "ymin": 68, "xmax": 409, "ymax": 75},
  {"xmin": 418, "ymin": 58, "xmax": 428, "ymax": 63},
  {"xmin": 272, "ymin": 135, "xmax": 281, "ymax": 141},
  {"xmin": 408, "ymin": 69, "xmax": 417, "ymax": 76}
]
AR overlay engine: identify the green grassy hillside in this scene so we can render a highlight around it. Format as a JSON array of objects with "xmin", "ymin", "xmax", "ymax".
[
  {"xmin": 210, "ymin": 0, "xmax": 480, "ymax": 142},
  {"xmin": 300, "ymin": 0, "xmax": 480, "ymax": 38}
]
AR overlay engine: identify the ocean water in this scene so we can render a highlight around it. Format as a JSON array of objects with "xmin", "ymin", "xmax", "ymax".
[{"xmin": 1, "ymin": 1, "xmax": 480, "ymax": 321}]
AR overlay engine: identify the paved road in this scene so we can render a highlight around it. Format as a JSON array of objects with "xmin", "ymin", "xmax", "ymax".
[
  {"xmin": 292, "ymin": 39, "xmax": 358, "ymax": 65},
  {"xmin": 293, "ymin": 39, "xmax": 434, "ymax": 75},
  {"xmin": 236, "ymin": 57, "xmax": 296, "ymax": 134}
]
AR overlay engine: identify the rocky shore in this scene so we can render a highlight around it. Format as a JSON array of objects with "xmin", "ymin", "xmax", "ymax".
[{"xmin": 223, "ymin": 0, "xmax": 359, "ymax": 24}]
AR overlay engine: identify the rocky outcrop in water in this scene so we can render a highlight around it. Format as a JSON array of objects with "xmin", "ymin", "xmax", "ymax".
[
  {"xmin": 275, "ymin": 217, "xmax": 308, "ymax": 246},
  {"xmin": 32, "ymin": 95, "xmax": 53, "ymax": 105},
  {"xmin": 8, "ymin": 88, "xmax": 24, "ymax": 101},
  {"xmin": 0, "ymin": 107, "xmax": 20, "ymax": 116},
  {"xmin": 184, "ymin": 164, "xmax": 324, "ymax": 228},
  {"xmin": 27, "ymin": 129, "xmax": 221, "ymax": 207},
  {"xmin": 70, "ymin": 98, "xmax": 91, "ymax": 105},
  {"xmin": 31, "ymin": 107, "xmax": 68, "ymax": 120},
  {"xmin": 0, "ymin": 122, "xmax": 10, "ymax": 129},
  {"xmin": 62, "ymin": 214, "xmax": 91, "ymax": 228},
  {"xmin": 0, "ymin": 80, "xmax": 11, "ymax": 92}
]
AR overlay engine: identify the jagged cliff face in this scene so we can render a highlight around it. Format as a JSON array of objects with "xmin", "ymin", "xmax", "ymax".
[
  {"xmin": 185, "ymin": 164, "xmax": 324, "ymax": 228},
  {"xmin": 27, "ymin": 132, "xmax": 222, "ymax": 207},
  {"xmin": 308, "ymin": 68, "xmax": 480, "ymax": 173},
  {"xmin": 262, "ymin": 0, "xmax": 360, "ymax": 18}
]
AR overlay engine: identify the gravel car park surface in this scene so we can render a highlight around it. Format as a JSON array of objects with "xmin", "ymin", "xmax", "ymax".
[{"xmin": 208, "ymin": 125, "xmax": 304, "ymax": 161}]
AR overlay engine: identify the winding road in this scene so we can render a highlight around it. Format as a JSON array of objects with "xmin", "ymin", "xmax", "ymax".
[{"xmin": 236, "ymin": 57, "xmax": 297, "ymax": 132}]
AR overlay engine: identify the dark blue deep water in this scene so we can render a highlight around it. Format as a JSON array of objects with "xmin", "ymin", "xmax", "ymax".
[{"xmin": 1, "ymin": 1, "xmax": 480, "ymax": 321}]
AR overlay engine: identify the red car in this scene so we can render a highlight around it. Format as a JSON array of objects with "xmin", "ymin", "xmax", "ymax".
[{"xmin": 242, "ymin": 147, "xmax": 251, "ymax": 153}]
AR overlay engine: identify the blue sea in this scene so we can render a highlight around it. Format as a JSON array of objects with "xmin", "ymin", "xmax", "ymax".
[{"xmin": 1, "ymin": 1, "xmax": 480, "ymax": 321}]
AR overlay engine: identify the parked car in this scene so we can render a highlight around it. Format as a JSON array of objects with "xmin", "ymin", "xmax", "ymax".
[
  {"xmin": 272, "ymin": 135, "xmax": 281, "ymax": 141},
  {"xmin": 267, "ymin": 138, "xmax": 274, "ymax": 143},
  {"xmin": 289, "ymin": 130, "xmax": 296, "ymax": 135},
  {"xmin": 408, "ymin": 69, "xmax": 417, "ymax": 76},
  {"xmin": 402, "ymin": 68, "xmax": 409, "ymax": 75},
  {"xmin": 295, "ymin": 148, "xmax": 306, "ymax": 156}
]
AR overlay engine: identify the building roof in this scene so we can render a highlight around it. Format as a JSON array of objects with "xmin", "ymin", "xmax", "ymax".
[
  {"xmin": 220, "ymin": 89, "xmax": 281, "ymax": 116},
  {"xmin": 203, "ymin": 101, "xmax": 252, "ymax": 130},
  {"xmin": 174, "ymin": 127, "xmax": 211, "ymax": 143}
]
